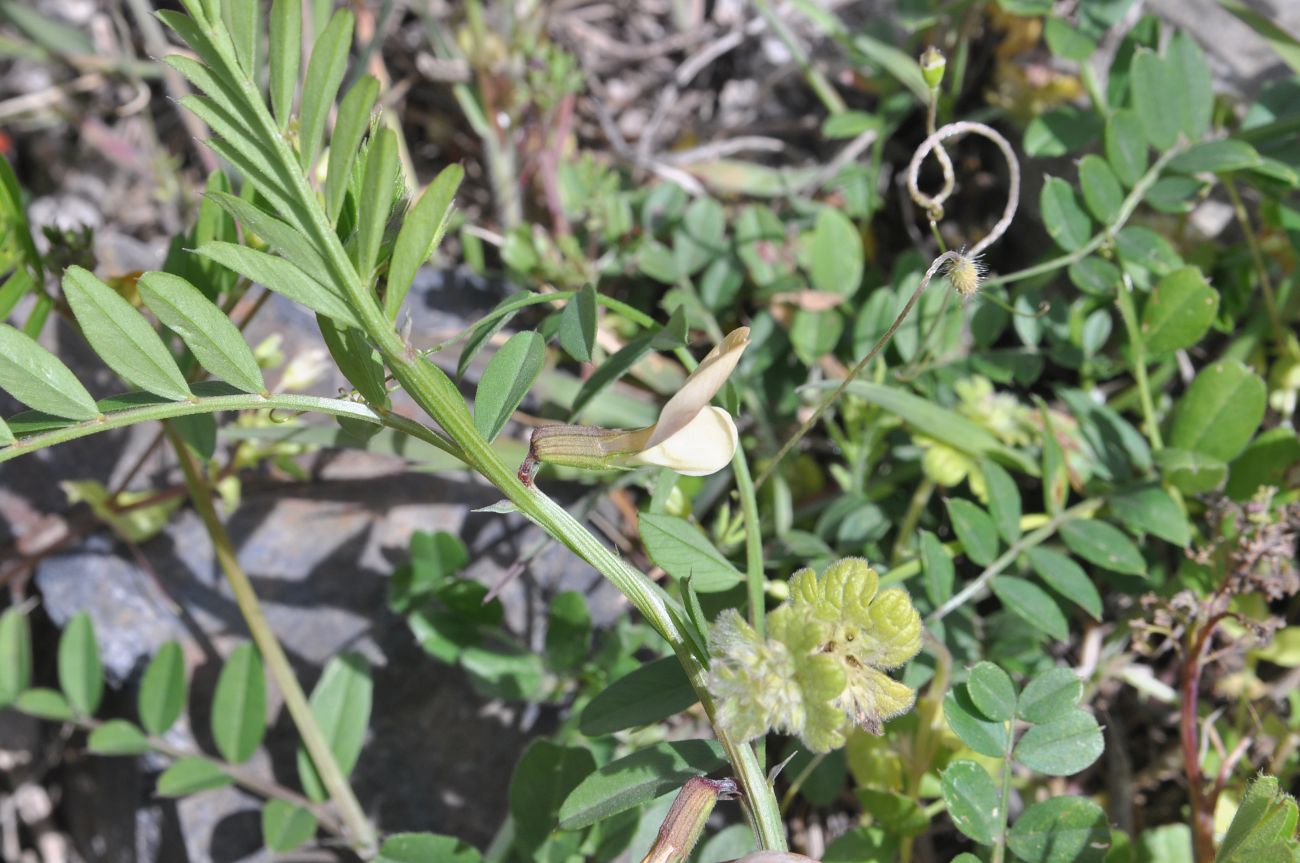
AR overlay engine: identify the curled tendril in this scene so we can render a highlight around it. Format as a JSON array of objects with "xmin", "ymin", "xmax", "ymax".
[
  {"xmin": 755, "ymin": 121, "xmax": 1023, "ymax": 490},
  {"xmin": 907, "ymin": 120, "xmax": 1021, "ymax": 259}
]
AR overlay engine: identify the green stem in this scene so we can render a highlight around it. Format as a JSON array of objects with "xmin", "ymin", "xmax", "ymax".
[
  {"xmin": 755, "ymin": 252, "xmax": 959, "ymax": 490},
  {"xmin": 751, "ymin": 0, "xmax": 846, "ymax": 114},
  {"xmin": 1114, "ymin": 271, "xmax": 1164, "ymax": 450},
  {"xmin": 990, "ymin": 731, "xmax": 1016, "ymax": 863},
  {"xmin": 163, "ymin": 423, "xmax": 377, "ymax": 852},
  {"xmin": 890, "ymin": 477, "xmax": 935, "ymax": 566},
  {"xmin": 732, "ymin": 446, "xmax": 767, "ymax": 636},
  {"xmin": 927, "ymin": 498, "xmax": 1103, "ymax": 622},
  {"xmin": 982, "ymin": 143, "xmax": 1184, "ymax": 290},
  {"xmin": 0, "ymin": 392, "xmax": 463, "ymax": 464},
  {"xmin": 1223, "ymin": 177, "xmax": 1287, "ymax": 350}
]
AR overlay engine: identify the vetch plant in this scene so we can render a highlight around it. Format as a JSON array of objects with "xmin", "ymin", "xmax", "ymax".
[
  {"xmin": 0, "ymin": 1, "xmax": 1298, "ymax": 861},
  {"xmin": 522, "ymin": 326, "xmax": 750, "ymax": 481}
]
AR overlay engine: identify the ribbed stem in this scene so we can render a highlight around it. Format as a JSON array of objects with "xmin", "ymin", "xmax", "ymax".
[{"xmin": 164, "ymin": 423, "xmax": 377, "ymax": 852}]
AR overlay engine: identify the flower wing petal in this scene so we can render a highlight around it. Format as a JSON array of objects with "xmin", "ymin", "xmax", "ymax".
[
  {"xmin": 644, "ymin": 327, "xmax": 749, "ymax": 449},
  {"xmin": 629, "ymin": 406, "xmax": 738, "ymax": 476}
]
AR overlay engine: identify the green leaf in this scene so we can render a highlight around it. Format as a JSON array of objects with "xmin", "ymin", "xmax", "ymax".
[
  {"xmin": 211, "ymin": 643, "xmax": 267, "ymax": 764},
  {"xmin": 0, "ymin": 416, "xmax": 13, "ymax": 446},
  {"xmin": 675, "ymin": 197, "xmax": 726, "ymax": 276},
  {"xmin": 357, "ymin": 127, "xmax": 399, "ymax": 283},
  {"xmin": 268, "ymin": 0, "xmax": 300, "ymax": 129},
  {"xmin": 473, "ymin": 331, "xmax": 544, "ymax": 443},
  {"xmin": 545, "ymin": 592, "xmax": 591, "ymax": 673},
  {"xmin": 1168, "ymin": 30, "xmax": 1213, "ymax": 141},
  {"xmin": 298, "ymin": 8, "xmax": 354, "ymax": 171},
  {"xmin": 850, "ymin": 32, "xmax": 930, "ymax": 101},
  {"xmin": 0, "ymin": 324, "xmax": 99, "ymax": 420},
  {"xmin": 297, "ymin": 653, "xmax": 371, "ymax": 801},
  {"xmin": 941, "ymin": 760, "xmax": 999, "ymax": 845},
  {"xmin": 967, "ymin": 661, "xmax": 1017, "ymax": 722},
  {"xmin": 138, "ymin": 641, "xmax": 187, "ymax": 736},
  {"xmin": 1107, "ymin": 483, "xmax": 1190, "ymax": 546},
  {"xmin": 558, "ymin": 739, "xmax": 726, "ymax": 830},
  {"xmin": 0, "ymin": 608, "xmax": 32, "ymax": 707},
  {"xmin": 1140, "ymin": 266, "xmax": 1220, "ymax": 354},
  {"xmin": 156, "ymin": 756, "xmax": 233, "ymax": 797},
  {"xmin": 1018, "ymin": 666, "xmax": 1084, "ymax": 724},
  {"xmin": 1014, "ymin": 709, "xmax": 1104, "ymax": 775},
  {"xmin": 1008, "ymin": 796, "xmax": 1110, "ymax": 863},
  {"xmin": 16, "ymin": 688, "xmax": 74, "ymax": 721},
  {"xmin": 808, "ymin": 208, "xmax": 863, "ymax": 296},
  {"xmin": 568, "ymin": 307, "xmax": 686, "ymax": 420},
  {"xmin": 1146, "ymin": 176, "xmax": 1208, "ymax": 214},
  {"xmin": 1216, "ymin": 774, "xmax": 1300, "ymax": 863},
  {"xmin": 62, "ymin": 267, "xmax": 191, "ymax": 401},
  {"xmin": 639, "ymin": 513, "xmax": 743, "ymax": 592},
  {"xmin": 1044, "ymin": 18, "xmax": 1098, "ymax": 60},
  {"xmin": 385, "ymin": 163, "xmax": 463, "ymax": 319},
  {"xmin": 224, "ymin": 0, "xmax": 259, "ymax": 76},
  {"xmin": 981, "ymin": 459, "xmax": 1022, "ymax": 543},
  {"xmin": 1059, "ymin": 519, "xmax": 1145, "ymax": 575},
  {"xmin": 509, "ymin": 741, "xmax": 597, "ymax": 848},
  {"xmin": 1040, "ymin": 407, "xmax": 1070, "ymax": 514},
  {"xmin": 376, "ymin": 833, "xmax": 482, "ymax": 863},
  {"xmin": 856, "ymin": 789, "xmax": 930, "ymax": 838},
  {"xmin": 88, "ymin": 719, "xmax": 150, "ymax": 755},
  {"xmin": 0, "ymin": 158, "xmax": 41, "ymax": 284},
  {"xmin": 790, "ymin": 308, "xmax": 844, "ymax": 366},
  {"xmin": 58, "ymin": 612, "xmax": 103, "ymax": 716},
  {"xmin": 1025, "ymin": 547, "xmax": 1102, "ymax": 619},
  {"xmin": 204, "ymin": 191, "xmax": 333, "ymax": 286},
  {"xmin": 1226, "ymin": 427, "xmax": 1300, "ymax": 501},
  {"xmin": 991, "ymin": 576, "xmax": 1070, "ymax": 641},
  {"xmin": 1105, "ymin": 109, "xmax": 1150, "ymax": 188},
  {"xmin": 943, "ymin": 685, "xmax": 1009, "ymax": 758},
  {"xmin": 318, "ymin": 315, "xmax": 387, "ymax": 407},
  {"xmin": 945, "ymin": 499, "xmax": 1000, "ymax": 567},
  {"xmin": 138, "ymin": 272, "xmax": 265, "ymax": 394},
  {"xmin": 325, "ymin": 75, "xmax": 381, "ymax": 224},
  {"xmin": 1168, "ymin": 360, "xmax": 1267, "ymax": 462},
  {"xmin": 1041, "ymin": 176, "xmax": 1093, "ymax": 251},
  {"xmin": 262, "ymin": 799, "xmax": 318, "ymax": 853},
  {"xmin": 826, "ymin": 382, "xmax": 1036, "ymax": 474},
  {"xmin": 1117, "ymin": 225, "xmax": 1183, "ymax": 276},
  {"xmin": 579, "ymin": 655, "xmax": 699, "ymax": 735},
  {"xmin": 1131, "ymin": 48, "xmax": 1182, "ymax": 150},
  {"xmin": 197, "ymin": 242, "xmax": 360, "ymax": 327},
  {"xmin": 822, "ymin": 111, "xmax": 878, "ymax": 139},
  {"xmin": 558, "ymin": 283, "xmax": 598, "ymax": 363},
  {"xmin": 1156, "ymin": 447, "xmax": 1228, "ymax": 494},
  {"xmin": 1023, "ymin": 106, "xmax": 1102, "ymax": 157},
  {"xmin": 1078, "ymin": 154, "xmax": 1124, "ymax": 224},
  {"xmin": 1169, "ymin": 140, "xmax": 1262, "ymax": 174},
  {"xmin": 919, "ymin": 529, "xmax": 954, "ymax": 606}
]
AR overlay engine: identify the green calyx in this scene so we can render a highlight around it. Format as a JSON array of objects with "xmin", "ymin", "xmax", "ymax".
[
  {"xmin": 707, "ymin": 558, "xmax": 923, "ymax": 752},
  {"xmin": 920, "ymin": 47, "xmax": 946, "ymax": 91},
  {"xmin": 527, "ymin": 423, "xmax": 649, "ymax": 471}
]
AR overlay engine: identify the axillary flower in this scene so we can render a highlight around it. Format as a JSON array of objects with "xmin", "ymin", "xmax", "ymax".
[
  {"xmin": 521, "ymin": 327, "xmax": 749, "ymax": 481},
  {"xmin": 707, "ymin": 558, "xmax": 922, "ymax": 753}
]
